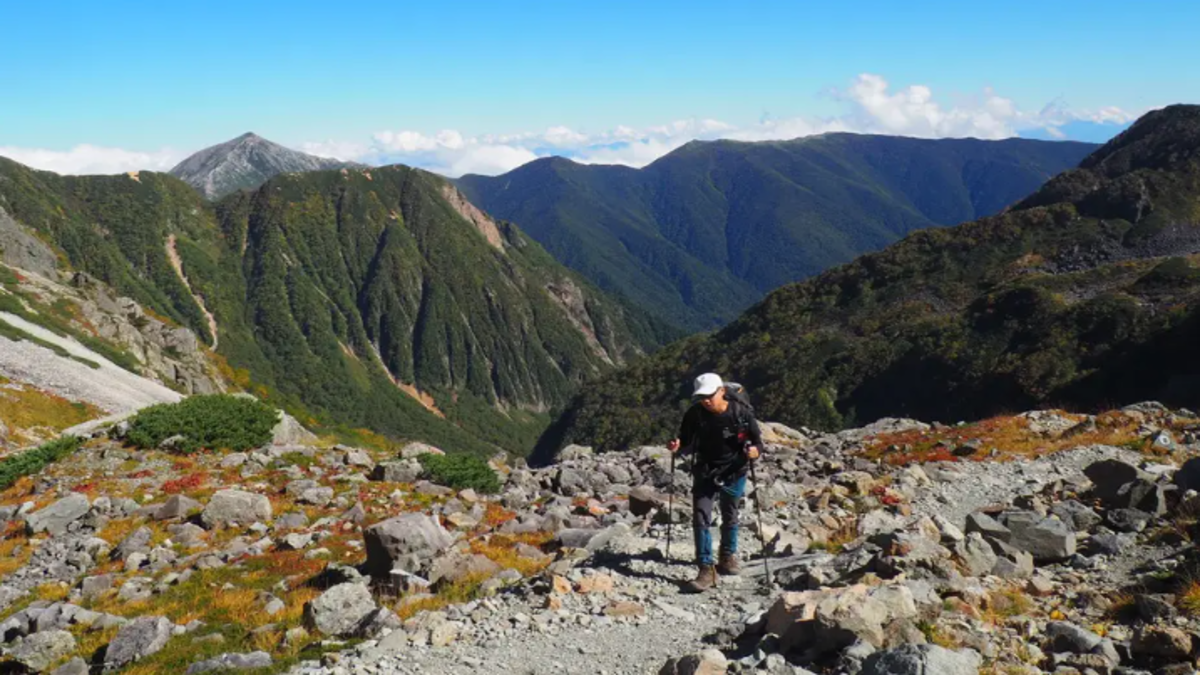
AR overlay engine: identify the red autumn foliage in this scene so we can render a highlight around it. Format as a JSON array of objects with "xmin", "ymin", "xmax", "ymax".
[{"xmin": 162, "ymin": 472, "xmax": 207, "ymax": 494}]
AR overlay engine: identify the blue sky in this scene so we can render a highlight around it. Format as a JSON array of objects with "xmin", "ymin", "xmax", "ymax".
[{"xmin": 1, "ymin": 0, "xmax": 1193, "ymax": 175}]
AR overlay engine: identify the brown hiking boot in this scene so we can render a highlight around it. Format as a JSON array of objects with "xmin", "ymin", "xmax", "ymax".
[
  {"xmin": 716, "ymin": 552, "xmax": 741, "ymax": 576},
  {"xmin": 683, "ymin": 565, "xmax": 718, "ymax": 593}
]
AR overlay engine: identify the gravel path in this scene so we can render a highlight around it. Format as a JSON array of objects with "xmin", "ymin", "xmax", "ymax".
[
  {"xmin": 910, "ymin": 444, "xmax": 1147, "ymax": 529},
  {"xmin": 0, "ymin": 310, "xmax": 181, "ymax": 414}
]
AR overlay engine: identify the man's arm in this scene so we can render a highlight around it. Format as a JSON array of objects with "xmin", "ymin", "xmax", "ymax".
[{"xmin": 677, "ymin": 406, "xmax": 701, "ymax": 455}]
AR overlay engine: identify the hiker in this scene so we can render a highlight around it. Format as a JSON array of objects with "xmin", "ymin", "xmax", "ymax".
[{"xmin": 667, "ymin": 372, "xmax": 764, "ymax": 592}]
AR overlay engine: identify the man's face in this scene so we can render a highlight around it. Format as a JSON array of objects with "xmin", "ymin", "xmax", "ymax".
[{"xmin": 697, "ymin": 387, "xmax": 726, "ymax": 413}]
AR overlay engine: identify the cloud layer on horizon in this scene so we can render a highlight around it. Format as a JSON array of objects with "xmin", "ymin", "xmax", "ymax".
[{"xmin": 2, "ymin": 74, "xmax": 1140, "ymax": 178}]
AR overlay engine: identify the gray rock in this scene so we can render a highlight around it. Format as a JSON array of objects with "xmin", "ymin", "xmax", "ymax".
[
  {"xmin": 628, "ymin": 486, "xmax": 664, "ymax": 517},
  {"xmin": 1117, "ymin": 479, "xmax": 1168, "ymax": 516},
  {"xmin": 363, "ymin": 513, "xmax": 454, "ymax": 577},
  {"xmin": 302, "ymin": 582, "xmax": 376, "ymax": 637},
  {"xmin": 371, "ymin": 461, "xmax": 422, "ymax": 484},
  {"xmin": 952, "ymin": 533, "xmax": 998, "ymax": 577},
  {"xmin": 81, "ymin": 574, "xmax": 114, "ymax": 599},
  {"xmin": 400, "ymin": 442, "xmax": 443, "ymax": 459},
  {"xmin": 1050, "ymin": 500, "xmax": 1102, "ymax": 532},
  {"xmin": 988, "ymin": 539, "xmax": 1033, "ymax": 579},
  {"xmin": 201, "ymin": 490, "xmax": 271, "ymax": 528},
  {"xmin": 26, "ymin": 493, "xmax": 90, "ymax": 536},
  {"xmin": 963, "ymin": 512, "xmax": 1010, "ymax": 543},
  {"xmin": 51, "ymin": 657, "xmax": 90, "ymax": 675},
  {"xmin": 1046, "ymin": 621, "xmax": 1102, "ymax": 653},
  {"xmin": 1002, "ymin": 512, "xmax": 1076, "ymax": 562},
  {"xmin": 9, "ymin": 629, "xmax": 77, "ymax": 671},
  {"xmin": 1106, "ymin": 508, "xmax": 1152, "ymax": 533},
  {"xmin": 297, "ymin": 486, "xmax": 334, "ymax": 506},
  {"xmin": 1084, "ymin": 459, "xmax": 1149, "ymax": 505},
  {"xmin": 155, "ymin": 494, "xmax": 201, "ymax": 521},
  {"xmin": 185, "ymin": 651, "xmax": 273, "ymax": 674},
  {"xmin": 861, "ymin": 644, "xmax": 981, "ymax": 675},
  {"xmin": 1174, "ymin": 457, "xmax": 1200, "ymax": 493},
  {"xmin": 104, "ymin": 615, "xmax": 174, "ymax": 671},
  {"xmin": 112, "ymin": 527, "xmax": 152, "ymax": 560},
  {"xmin": 1135, "ymin": 594, "xmax": 1178, "ymax": 622},
  {"xmin": 355, "ymin": 608, "xmax": 403, "ymax": 639},
  {"xmin": 271, "ymin": 410, "xmax": 317, "ymax": 446}
]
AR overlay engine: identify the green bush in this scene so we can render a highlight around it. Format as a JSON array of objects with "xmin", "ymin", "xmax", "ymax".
[
  {"xmin": 0, "ymin": 436, "xmax": 82, "ymax": 489},
  {"xmin": 417, "ymin": 452, "xmax": 501, "ymax": 494},
  {"xmin": 126, "ymin": 395, "xmax": 278, "ymax": 453}
]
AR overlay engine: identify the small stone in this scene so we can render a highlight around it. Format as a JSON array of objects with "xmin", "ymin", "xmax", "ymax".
[{"xmin": 603, "ymin": 601, "xmax": 645, "ymax": 617}]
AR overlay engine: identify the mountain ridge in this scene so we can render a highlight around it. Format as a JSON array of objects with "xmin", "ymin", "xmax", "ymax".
[
  {"xmin": 0, "ymin": 156, "xmax": 669, "ymax": 455},
  {"xmin": 458, "ymin": 133, "xmax": 1097, "ymax": 330},
  {"xmin": 169, "ymin": 132, "xmax": 365, "ymax": 200},
  {"xmin": 539, "ymin": 105, "xmax": 1200, "ymax": 455}
]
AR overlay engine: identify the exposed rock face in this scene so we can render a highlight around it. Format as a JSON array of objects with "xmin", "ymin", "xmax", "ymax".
[
  {"xmin": 71, "ymin": 272, "xmax": 224, "ymax": 395},
  {"xmin": 169, "ymin": 132, "xmax": 363, "ymax": 200},
  {"xmin": 0, "ymin": 206, "xmax": 58, "ymax": 278}
]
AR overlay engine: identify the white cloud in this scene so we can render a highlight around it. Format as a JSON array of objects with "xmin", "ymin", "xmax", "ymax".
[
  {"xmin": 0, "ymin": 144, "xmax": 184, "ymax": 175},
  {"xmin": 0, "ymin": 74, "xmax": 1139, "ymax": 178},
  {"xmin": 348, "ymin": 75, "xmax": 1136, "ymax": 176}
]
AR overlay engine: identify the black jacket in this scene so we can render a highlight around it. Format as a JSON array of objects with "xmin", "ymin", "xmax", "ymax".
[{"xmin": 677, "ymin": 398, "xmax": 764, "ymax": 480}]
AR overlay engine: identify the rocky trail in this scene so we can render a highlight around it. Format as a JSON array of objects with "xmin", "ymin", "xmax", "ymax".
[{"xmin": 0, "ymin": 400, "xmax": 1198, "ymax": 673}]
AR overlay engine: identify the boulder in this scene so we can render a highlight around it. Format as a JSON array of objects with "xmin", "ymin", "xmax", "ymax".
[
  {"xmin": 1131, "ymin": 625, "xmax": 1192, "ymax": 659},
  {"xmin": 628, "ymin": 486, "xmax": 665, "ymax": 517},
  {"xmin": 185, "ymin": 651, "xmax": 273, "ymax": 674},
  {"xmin": 861, "ymin": 644, "xmax": 981, "ymax": 675},
  {"xmin": 963, "ymin": 512, "xmax": 1010, "ymax": 543},
  {"xmin": 1001, "ymin": 512, "xmax": 1076, "ymax": 562},
  {"xmin": 112, "ymin": 526, "xmax": 152, "ymax": 561},
  {"xmin": 400, "ymin": 442, "xmax": 443, "ymax": 459},
  {"xmin": 297, "ymin": 487, "xmax": 334, "ymax": 506},
  {"xmin": 952, "ymin": 533, "xmax": 997, "ymax": 577},
  {"xmin": 26, "ymin": 493, "xmax": 90, "ymax": 536},
  {"xmin": 302, "ymin": 583, "xmax": 377, "ymax": 637},
  {"xmin": 9, "ymin": 629, "xmax": 77, "ymax": 671},
  {"xmin": 1045, "ymin": 621, "xmax": 1102, "ymax": 653},
  {"xmin": 1084, "ymin": 459, "xmax": 1149, "ymax": 505},
  {"xmin": 201, "ymin": 490, "xmax": 272, "ymax": 528},
  {"xmin": 51, "ymin": 657, "xmax": 89, "ymax": 675},
  {"xmin": 1117, "ymin": 479, "xmax": 1168, "ymax": 516},
  {"xmin": 988, "ymin": 540, "xmax": 1033, "ymax": 579},
  {"xmin": 154, "ymin": 494, "xmax": 201, "ymax": 521},
  {"xmin": 1174, "ymin": 457, "xmax": 1200, "ymax": 493},
  {"xmin": 1050, "ymin": 500, "xmax": 1102, "ymax": 532},
  {"xmin": 1106, "ymin": 508, "xmax": 1152, "ymax": 533},
  {"xmin": 427, "ymin": 552, "xmax": 501, "ymax": 586},
  {"xmin": 363, "ymin": 513, "xmax": 454, "ymax": 577},
  {"xmin": 371, "ymin": 461, "xmax": 422, "ymax": 484},
  {"xmin": 765, "ymin": 584, "xmax": 918, "ymax": 655},
  {"xmin": 104, "ymin": 616, "xmax": 173, "ymax": 671}
]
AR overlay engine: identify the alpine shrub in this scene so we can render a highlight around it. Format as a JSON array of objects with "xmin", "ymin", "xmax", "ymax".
[
  {"xmin": 126, "ymin": 395, "xmax": 278, "ymax": 453},
  {"xmin": 417, "ymin": 452, "xmax": 501, "ymax": 494},
  {"xmin": 0, "ymin": 436, "xmax": 82, "ymax": 489}
]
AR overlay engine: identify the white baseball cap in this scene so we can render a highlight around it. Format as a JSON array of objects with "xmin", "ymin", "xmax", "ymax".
[{"xmin": 692, "ymin": 372, "xmax": 723, "ymax": 398}]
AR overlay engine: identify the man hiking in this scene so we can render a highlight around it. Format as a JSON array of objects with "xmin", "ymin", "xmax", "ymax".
[{"xmin": 667, "ymin": 372, "xmax": 764, "ymax": 593}]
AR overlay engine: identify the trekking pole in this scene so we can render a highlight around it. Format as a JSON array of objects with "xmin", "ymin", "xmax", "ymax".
[
  {"xmin": 666, "ymin": 450, "xmax": 675, "ymax": 562},
  {"xmin": 749, "ymin": 457, "xmax": 773, "ymax": 587}
]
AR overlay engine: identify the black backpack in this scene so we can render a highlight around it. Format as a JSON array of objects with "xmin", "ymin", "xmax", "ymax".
[{"xmin": 723, "ymin": 381, "xmax": 754, "ymax": 418}]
